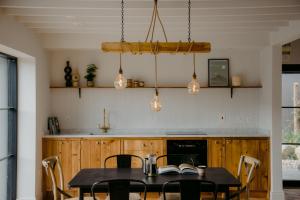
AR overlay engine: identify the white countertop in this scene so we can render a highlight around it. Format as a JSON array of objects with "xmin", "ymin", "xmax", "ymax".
[{"xmin": 43, "ymin": 128, "xmax": 270, "ymax": 138}]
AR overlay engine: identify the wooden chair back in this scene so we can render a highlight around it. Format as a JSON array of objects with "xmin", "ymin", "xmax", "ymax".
[
  {"xmin": 236, "ymin": 155, "xmax": 261, "ymax": 199},
  {"xmin": 42, "ymin": 156, "xmax": 69, "ymax": 200}
]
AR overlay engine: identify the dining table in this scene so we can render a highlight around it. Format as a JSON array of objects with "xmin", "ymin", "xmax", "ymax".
[{"xmin": 69, "ymin": 167, "xmax": 241, "ymax": 200}]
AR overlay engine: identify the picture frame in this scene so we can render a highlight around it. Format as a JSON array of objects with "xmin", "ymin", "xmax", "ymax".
[{"xmin": 208, "ymin": 59, "xmax": 230, "ymax": 87}]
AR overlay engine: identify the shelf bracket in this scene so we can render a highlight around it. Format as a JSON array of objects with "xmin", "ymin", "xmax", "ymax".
[{"xmin": 230, "ymin": 87, "xmax": 233, "ymax": 98}]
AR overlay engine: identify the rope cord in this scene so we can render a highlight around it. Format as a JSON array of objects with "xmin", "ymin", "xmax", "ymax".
[
  {"xmin": 145, "ymin": 0, "xmax": 168, "ymax": 43},
  {"xmin": 193, "ymin": 53, "xmax": 196, "ymax": 78},
  {"xmin": 119, "ymin": 53, "xmax": 123, "ymax": 74},
  {"xmin": 154, "ymin": 54, "xmax": 159, "ymax": 95}
]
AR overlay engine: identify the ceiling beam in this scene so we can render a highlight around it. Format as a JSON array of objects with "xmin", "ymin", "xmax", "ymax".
[
  {"xmin": 1, "ymin": 0, "xmax": 300, "ymax": 9},
  {"xmin": 23, "ymin": 21, "xmax": 289, "ymax": 28},
  {"xmin": 14, "ymin": 14, "xmax": 300, "ymax": 23},
  {"xmin": 33, "ymin": 26, "xmax": 278, "ymax": 34},
  {"xmin": 4, "ymin": 7, "xmax": 300, "ymax": 17}
]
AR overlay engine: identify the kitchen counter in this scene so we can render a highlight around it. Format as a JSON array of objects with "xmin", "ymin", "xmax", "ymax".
[{"xmin": 43, "ymin": 128, "xmax": 270, "ymax": 138}]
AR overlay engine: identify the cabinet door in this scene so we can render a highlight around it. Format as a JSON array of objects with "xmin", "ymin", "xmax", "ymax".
[
  {"xmin": 258, "ymin": 140, "xmax": 269, "ymax": 192},
  {"xmin": 123, "ymin": 139, "xmax": 165, "ymax": 167},
  {"xmin": 100, "ymin": 139, "xmax": 121, "ymax": 168},
  {"xmin": 60, "ymin": 140, "xmax": 81, "ymax": 193},
  {"xmin": 208, "ymin": 139, "xmax": 225, "ymax": 167},
  {"xmin": 225, "ymin": 139, "xmax": 242, "ymax": 177},
  {"xmin": 241, "ymin": 140, "xmax": 259, "ymax": 191},
  {"xmin": 81, "ymin": 139, "xmax": 101, "ymax": 168},
  {"xmin": 42, "ymin": 139, "xmax": 62, "ymax": 192}
]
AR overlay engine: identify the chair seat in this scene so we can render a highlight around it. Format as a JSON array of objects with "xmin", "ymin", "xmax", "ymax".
[
  {"xmin": 105, "ymin": 192, "xmax": 142, "ymax": 200},
  {"xmin": 159, "ymin": 193, "xmax": 180, "ymax": 200}
]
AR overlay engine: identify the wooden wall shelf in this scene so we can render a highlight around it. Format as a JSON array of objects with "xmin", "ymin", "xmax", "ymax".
[{"xmin": 50, "ymin": 85, "xmax": 262, "ymax": 98}]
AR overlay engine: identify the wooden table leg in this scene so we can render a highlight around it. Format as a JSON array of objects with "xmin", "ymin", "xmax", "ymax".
[{"xmin": 79, "ymin": 188, "xmax": 84, "ymax": 200}]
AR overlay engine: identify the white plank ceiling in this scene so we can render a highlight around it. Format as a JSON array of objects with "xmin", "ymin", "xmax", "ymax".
[{"xmin": 0, "ymin": 0, "xmax": 300, "ymax": 35}]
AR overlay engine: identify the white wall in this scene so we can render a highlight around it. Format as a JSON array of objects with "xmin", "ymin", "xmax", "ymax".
[
  {"xmin": 259, "ymin": 46, "xmax": 284, "ymax": 200},
  {"xmin": 49, "ymin": 49, "xmax": 261, "ymax": 131},
  {"xmin": 0, "ymin": 14, "xmax": 49, "ymax": 200}
]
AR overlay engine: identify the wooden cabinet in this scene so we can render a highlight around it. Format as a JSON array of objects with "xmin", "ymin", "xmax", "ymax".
[
  {"xmin": 43, "ymin": 137, "xmax": 269, "ymax": 198},
  {"xmin": 224, "ymin": 139, "xmax": 269, "ymax": 193},
  {"xmin": 42, "ymin": 139, "xmax": 81, "ymax": 195},
  {"xmin": 42, "ymin": 139, "xmax": 61, "ymax": 192},
  {"xmin": 60, "ymin": 140, "xmax": 81, "ymax": 193},
  {"xmin": 123, "ymin": 139, "xmax": 165, "ymax": 167},
  {"xmin": 80, "ymin": 139, "xmax": 101, "ymax": 168},
  {"xmin": 100, "ymin": 139, "xmax": 121, "ymax": 168},
  {"xmin": 208, "ymin": 139, "xmax": 225, "ymax": 167}
]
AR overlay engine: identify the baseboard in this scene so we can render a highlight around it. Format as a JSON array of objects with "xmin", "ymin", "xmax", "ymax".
[{"xmin": 270, "ymin": 190, "xmax": 285, "ymax": 200}]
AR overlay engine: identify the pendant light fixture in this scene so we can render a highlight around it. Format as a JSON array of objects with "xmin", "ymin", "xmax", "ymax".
[
  {"xmin": 114, "ymin": 0, "xmax": 127, "ymax": 90},
  {"xmin": 188, "ymin": 54, "xmax": 200, "ymax": 94},
  {"xmin": 150, "ymin": 54, "xmax": 162, "ymax": 112},
  {"xmin": 102, "ymin": 0, "xmax": 211, "ymax": 54},
  {"xmin": 114, "ymin": 53, "xmax": 127, "ymax": 89},
  {"xmin": 187, "ymin": 0, "xmax": 200, "ymax": 94}
]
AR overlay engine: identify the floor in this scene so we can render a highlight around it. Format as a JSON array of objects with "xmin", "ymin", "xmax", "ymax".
[{"xmin": 284, "ymin": 189, "xmax": 300, "ymax": 200}]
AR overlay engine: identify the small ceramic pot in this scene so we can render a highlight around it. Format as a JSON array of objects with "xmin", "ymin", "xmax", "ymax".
[{"xmin": 87, "ymin": 81, "xmax": 94, "ymax": 87}]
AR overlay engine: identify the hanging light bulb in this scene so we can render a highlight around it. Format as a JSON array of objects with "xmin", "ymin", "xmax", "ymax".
[
  {"xmin": 150, "ymin": 54, "xmax": 162, "ymax": 112},
  {"xmin": 114, "ymin": 53, "xmax": 127, "ymax": 89},
  {"xmin": 150, "ymin": 89, "xmax": 162, "ymax": 112},
  {"xmin": 188, "ymin": 54, "xmax": 200, "ymax": 94}
]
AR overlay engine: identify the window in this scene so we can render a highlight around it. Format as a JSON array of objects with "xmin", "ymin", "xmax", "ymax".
[
  {"xmin": 282, "ymin": 64, "xmax": 300, "ymax": 182},
  {"xmin": 0, "ymin": 53, "xmax": 17, "ymax": 200}
]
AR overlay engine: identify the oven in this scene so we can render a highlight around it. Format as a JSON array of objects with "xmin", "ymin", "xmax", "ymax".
[{"xmin": 166, "ymin": 140, "xmax": 207, "ymax": 166}]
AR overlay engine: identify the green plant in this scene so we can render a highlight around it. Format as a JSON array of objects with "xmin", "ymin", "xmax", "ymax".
[
  {"xmin": 84, "ymin": 64, "xmax": 98, "ymax": 81},
  {"xmin": 282, "ymin": 131, "xmax": 300, "ymax": 143}
]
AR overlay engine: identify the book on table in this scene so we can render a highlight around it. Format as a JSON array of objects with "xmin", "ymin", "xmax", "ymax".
[{"xmin": 157, "ymin": 163, "xmax": 198, "ymax": 175}]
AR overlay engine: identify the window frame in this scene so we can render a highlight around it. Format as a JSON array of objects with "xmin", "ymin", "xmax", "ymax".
[{"xmin": 0, "ymin": 52, "xmax": 18, "ymax": 200}]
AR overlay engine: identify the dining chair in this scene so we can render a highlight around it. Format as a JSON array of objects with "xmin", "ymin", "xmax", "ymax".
[
  {"xmin": 156, "ymin": 154, "xmax": 195, "ymax": 167},
  {"xmin": 229, "ymin": 155, "xmax": 261, "ymax": 200},
  {"xmin": 161, "ymin": 179, "xmax": 217, "ymax": 200},
  {"xmin": 42, "ymin": 156, "xmax": 95, "ymax": 200},
  {"xmin": 104, "ymin": 154, "xmax": 144, "ymax": 168},
  {"xmin": 91, "ymin": 179, "xmax": 147, "ymax": 200}
]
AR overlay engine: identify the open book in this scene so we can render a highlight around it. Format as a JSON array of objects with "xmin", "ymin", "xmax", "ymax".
[{"xmin": 157, "ymin": 163, "xmax": 198, "ymax": 175}]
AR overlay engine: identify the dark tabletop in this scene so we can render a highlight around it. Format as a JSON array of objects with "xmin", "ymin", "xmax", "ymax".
[{"xmin": 69, "ymin": 168, "xmax": 240, "ymax": 192}]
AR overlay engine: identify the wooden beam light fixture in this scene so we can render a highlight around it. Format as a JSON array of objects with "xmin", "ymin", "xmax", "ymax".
[{"xmin": 101, "ymin": 0, "xmax": 211, "ymax": 54}]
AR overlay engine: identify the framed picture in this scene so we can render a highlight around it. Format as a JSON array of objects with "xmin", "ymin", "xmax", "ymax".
[{"xmin": 208, "ymin": 59, "xmax": 229, "ymax": 87}]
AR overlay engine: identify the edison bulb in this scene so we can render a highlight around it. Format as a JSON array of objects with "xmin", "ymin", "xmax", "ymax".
[
  {"xmin": 150, "ymin": 94, "xmax": 162, "ymax": 112},
  {"xmin": 188, "ymin": 77, "xmax": 200, "ymax": 94},
  {"xmin": 114, "ymin": 73, "xmax": 127, "ymax": 89}
]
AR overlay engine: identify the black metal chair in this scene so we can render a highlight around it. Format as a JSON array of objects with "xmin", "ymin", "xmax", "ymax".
[
  {"xmin": 91, "ymin": 179, "xmax": 147, "ymax": 200},
  {"xmin": 162, "ymin": 179, "xmax": 217, "ymax": 200},
  {"xmin": 156, "ymin": 154, "xmax": 195, "ymax": 167},
  {"xmin": 104, "ymin": 154, "xmax": 144, "ymax": 168}
]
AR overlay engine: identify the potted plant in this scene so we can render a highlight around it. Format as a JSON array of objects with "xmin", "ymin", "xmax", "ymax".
[{"xmin": 84, "ymin": 64, "xmax": 97, "ymax": 87}]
